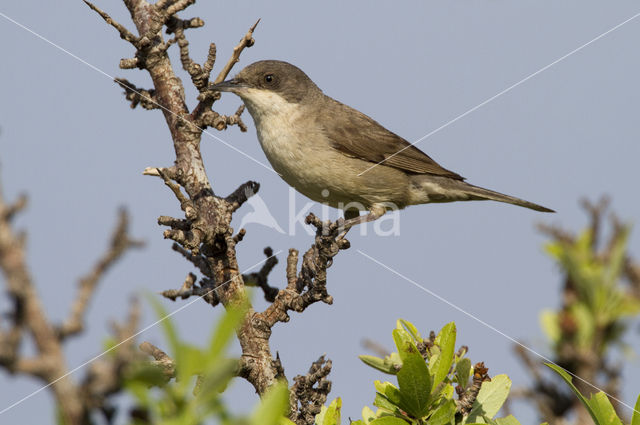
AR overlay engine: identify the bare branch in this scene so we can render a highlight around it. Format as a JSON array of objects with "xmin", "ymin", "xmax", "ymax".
[
  {"xmin": 171, "ymin": 243, "xmax": 212, "ymax": 276},
  {"xmin": 225, "ymin": 180, "xmax": 260, "ymax": 212},
  {"xmin": 580, "ymin": 196, "xmax": 609, "ymax": 250},
  {"xmin": 361, "ymin": 339, "xmax": 390, "ymax": 358},
  {"xmin": 191, "ymin": 20, "xmax": 259, "ymax": 122},
  {"xmin": 161, "ymin": 272, "xmax": 196, "ymax": 300},
  {"xmin": 203, "ymin": 43, "xmax": 217, "ymax": 79},
  {"xmin": 258, "ymin": 214, "xmax": 350, "ymax": 327},
  {"xmin": 0, "ymin": 193, "xmax": 27, "ymax": 222},
  {"xmin": 83, "ymin": 0, "xmax": 139, "ymax": 45},
  {"xmin": 120, "ymin": 57, "xmax": 139, "ymax": 69},
  {"xmin": 243, "ymin": 247, "xmax": 279, "ymax": 302},
  {"xmin": 200, "ymin": 105, "xmax": 248, "ymax": 131},
  {"xmin": 0, "ymin": 182, "xmax": 141, "ymax": 425},
  {"xmin": 213, "ymin": 19, "xmax": 260, "ymax": 84},
  {"xmin": 165, "ymin": 0, "xmax": 196, "ymax": 17},
  {"xmin": 115, "ymin": 78, "xmax": 159, "ymax": 110},
  {"xmin": 82, "ymin": 298, "xmax": 145, "ymax": 408},
  {"xmin": 289, "ymin": 356, "xmax": 332, "ymax": 425},
  {"xmin": 139, "ymin": 341, "xmax": 176, "ymax": 382},
  {"xmin": 58, "ymin": 209, "xmax": 144, "ymax": 339}
]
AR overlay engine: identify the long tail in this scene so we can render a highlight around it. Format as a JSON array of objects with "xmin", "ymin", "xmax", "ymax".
[
  {"xmin": 460, "ymin": 182, "xmax": 554, "ymax": 213},
  {"xmin": 410, "ymin": 175, "xmax": 555, "ymax": 212}
]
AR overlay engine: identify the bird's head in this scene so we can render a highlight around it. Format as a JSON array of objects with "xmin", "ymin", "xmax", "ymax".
[{"xmin": 211, "ymin": 60, "xmax": 322, "ymax": 114}]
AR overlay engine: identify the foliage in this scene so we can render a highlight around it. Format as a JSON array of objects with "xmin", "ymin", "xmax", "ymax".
[
  {"xmin": 545, "ymin": 363, "xmax": 640, "ymax": 425},
  {"xmin": 540, "ymin": 226, "xmax": 640, "ymax": 354},
  {"xmin": 521, "ymin": 207, "xmax": 640, "ymax": 424},
  {"xmin": 124, "ymin": 295, "xmax": 292, "ymax": 425},
  {"xmin": 320, "ymin": 320, "xmax": 527, "ymax": 425}
]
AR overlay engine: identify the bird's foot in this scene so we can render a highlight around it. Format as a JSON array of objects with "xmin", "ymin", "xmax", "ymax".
[{"xmin": 335, "ymin": 205, "xmax": 387, "ymax": 240}]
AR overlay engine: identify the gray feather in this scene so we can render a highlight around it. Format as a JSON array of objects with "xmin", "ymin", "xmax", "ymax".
[{"xmin": 318, "ymin": 97, "xmax": 464, "ymax": 179}]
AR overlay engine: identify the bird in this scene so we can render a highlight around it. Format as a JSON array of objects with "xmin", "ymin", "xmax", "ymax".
[{"xmin": 212, "ymin": 60, "xmax": 553, "ymax": 230}]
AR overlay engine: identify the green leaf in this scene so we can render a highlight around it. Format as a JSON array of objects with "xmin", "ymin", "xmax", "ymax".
[
  {"xmin": 361, "ymin": 406, "xmax": 377, "ymax": 423},
  {"xmin": 360, "ymin": 355, "xmax": 400, "ymax": 375},
  {"xmin": 539, "ymin": 310, "xmax": 560, "ymax": 343},
  {"xmin": 456, "ymin": 358, "xmax": 471, "ymax": 389},
  {"xmin": 125, "ymin": 361, "xmax": 169, "ymax": 388},
  {"xmin": 428, "ymin": 399, "xmax": 456, "ymax": 425},
  {"xmin": 369, "ymin": 417, "xmax": 411, "ymax": 425},
  {"xmin": 315, "ymin": 398, "xmax": 341, "ymax": 425},
  {"xmin": 393, "ymin": 330, "xmax": 431, "ymax": 417},
  {"xmin": 430, "ymin": 382, "xmax": 454, "ymax": 403},
  {"xmin": 208, "ymin": 296, "xmax": 249, "ymax": 361},
  {"xmin": 397, "ymin": 356, "xmax": 431, "ymax": 417},
  {"xmin": 250, "ymin": 381, "xmax": 289, "ymax": 425},
  {"xmin": 588, "ymin": 392, "xmax": 623, "ymax": 425},
  {"xmin": 145, "ymin": 293, "xmax": 181, "ymax": 360},
  {"xmin": 194, "ymin": 358, "xmax": 238, "ymax": 405},
  {"xmin": 374, "ymin": 392, "xmax": 402, "ymax": 415},
  {"xmin": 178, "ymin": 344, "xmax": 206, "ymax": 385},
  {"xmin": 432, "ymin": 323, "xmax": 456, "ymax": 390},
  {"xmin": 374, "ymin": 381, "xmax": 403, "ymax": 414},
  {"xmin": 495, "ymin": 415, "xmax": 522, "ymax": 425},
  {"xmin": 632, "ymin": 393, "xmax": 640, "ymax": 425},
  {"xmin": 571, "ymin": 303, "xmax": 595, "ymax": 349},
  {"xmin": 375, "ymin": 381, "xmax": 402, "ymax": 404},
  {"xmin": 544, "ymin": 363, "xmax": 600, "ymax": 425},
  {"xmin": 467, "ymin": 375, "xmax": 511, "ymax": 422},
  {"xmin": 392, "ymin": 329, "xmax": 415, "ymax": 360},
  {"xmin": 398, "ymin": 319, "xmax": 422, "ymax": 342},
  {"xmin": 605, "ymin": 226, "xmax": 629, "ymax": 287}
]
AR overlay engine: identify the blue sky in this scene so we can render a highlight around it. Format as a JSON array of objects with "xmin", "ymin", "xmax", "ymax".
[{"xmin": 1, "ymin": 1, "xmax": 639, "ymax": 423}]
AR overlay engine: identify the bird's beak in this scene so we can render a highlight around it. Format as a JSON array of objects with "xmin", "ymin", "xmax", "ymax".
[{"xmin": 211, "ymin": 78, "xmax": 249, "ymax": 93}]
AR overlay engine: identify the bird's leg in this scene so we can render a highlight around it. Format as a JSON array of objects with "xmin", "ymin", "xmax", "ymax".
[{"xmin": 337, "ymin": 204, "xmax": 386, "ymax": 239}]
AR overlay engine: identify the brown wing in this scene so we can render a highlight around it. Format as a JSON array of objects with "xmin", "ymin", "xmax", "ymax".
[{"xmin": 319, "ymin": 98, "xmax": 464, "ymax": 180}]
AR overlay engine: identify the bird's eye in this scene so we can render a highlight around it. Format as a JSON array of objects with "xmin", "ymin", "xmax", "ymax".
[{"xmin": 264, "ymin": 74, "xmax": 274, "ymax": 83}]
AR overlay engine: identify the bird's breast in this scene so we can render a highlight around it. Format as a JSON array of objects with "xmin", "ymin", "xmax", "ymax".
[
  {"xmin": 241, "ymin": 91, "xmax": 411, "ymax": 208},
  {"xmin": 246, "ymin": 95, "xmax": 316, "ymax": 182}
]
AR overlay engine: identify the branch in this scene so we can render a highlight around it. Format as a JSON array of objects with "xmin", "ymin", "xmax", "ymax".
[
  {"xmin": 258, "ymin": 214, "xmax": 350, "ymax": 328},
  {"xmin": 115, "ymin": 78, "xmax": 159, "ymax": 109},
  {"xmin": 89, "ymin": 2, "xmax": 351, "ymax": 415},
  {"xmin": 243, "ymin": 247, "xmax": 279, "ymax": 302},
  {"xmin": 82, "ymin": 298, "xmax": 146, "ymax": 408},
  {"xmin": 0, "ymin": 181, "xmax": 142, "ymax": 425},
  {"xmin": 200, "ymin": 105, "xmax": 248, "ymax": 131},
  {"xmin": 192, "ymin": 19, "xmax": 259, "ymax": 123},
  {"xmin": 166, "ymin": 15, "xmax": 208, "ymax": 90},
  {"xmin": 225, "ymin": 180, "xmax": 260, "ymax": 212},
  {"xmin": 139, "ymin": 341, "xmax": 176, "ymax": 383},
  {"xmin": 213, "ymin": 19, "xmax": 260, "ymax": 85},
  {"xmin": 289, "ymin": 355, "xmax": 332, "ymax": 425},
  {"xmin": 83, "ymin": 0, "xmax": 139, "ymax": 45},
  {"xmin": 456, "ymin": 362, "xmax": 490, "ymax": 416},
  {"xmin": 57, "ymin": 209, "xmax": 144, "ymax": 339}
]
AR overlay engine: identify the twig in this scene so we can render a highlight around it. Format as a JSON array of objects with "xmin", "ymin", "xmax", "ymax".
[
  {"xmin": 243, "ymin": 247, "xmax": 279, "ymax": 302},
  {"xmin": 456, "ymin": 362, "xmax": 490, "ymax": 415},
  {"xmin": 58, "ymin": 209, "xmax": 144, "ymax": 338},
  {"xmin": 83, "ymin": 0, "xmax": 139, "ymax": 45},
  {"xmin": 213, "ymin": 19, "xmax": 260, "ymax": 84},
  {"xmin": 289, "ymin": 355, "xmax": 332, "ymax": 425},
  {"xmin": 115, "ymin": 78, "xmax": 159, "ymax": 110},
  {"xmin": 139, "ymin": 341, "xmax": 176, "ymax": 382}
]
